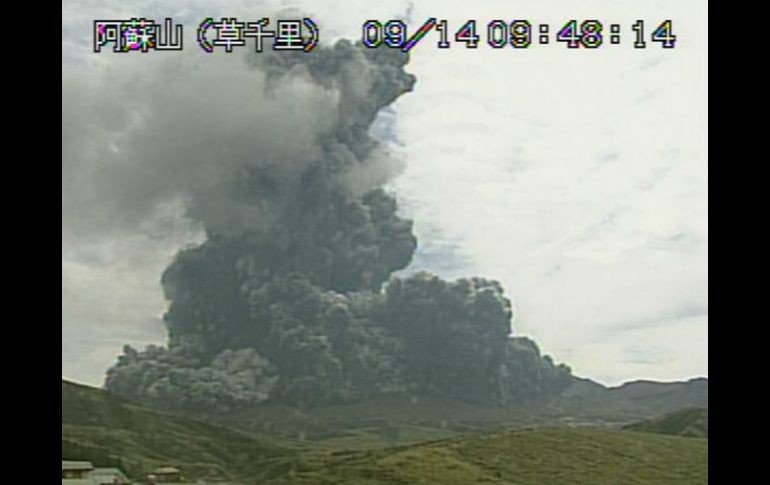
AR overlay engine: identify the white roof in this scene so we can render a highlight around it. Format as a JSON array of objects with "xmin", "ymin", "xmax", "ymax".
[{"xmin": 62, "ymin": 461, "xmax": 94, "ymax": 471}]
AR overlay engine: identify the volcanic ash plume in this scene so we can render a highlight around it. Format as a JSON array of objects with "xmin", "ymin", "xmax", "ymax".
[{"xmin": 104, "ymin": 41, "xmax": 571, "ymax": 412}]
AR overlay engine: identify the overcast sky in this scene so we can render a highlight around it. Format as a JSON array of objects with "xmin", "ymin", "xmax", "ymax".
[{"xmin": 62, "ymin": 0, "xmax": 707, "ymax": 387}]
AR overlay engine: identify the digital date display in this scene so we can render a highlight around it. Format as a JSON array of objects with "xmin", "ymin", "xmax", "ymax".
[{"xmin": 362, "ymin": 19, "xmax": 676, "ymax": 52}]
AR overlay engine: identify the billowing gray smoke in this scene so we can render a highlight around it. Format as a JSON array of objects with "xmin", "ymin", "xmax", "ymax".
[{"xmin": 103, "ymin": 41, "xmax": 571, "ymax": 412}]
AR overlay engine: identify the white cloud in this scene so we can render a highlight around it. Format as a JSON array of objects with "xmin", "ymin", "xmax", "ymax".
[{"xmin": 391, "ymin": 0, "xmax": 707, "ymax": 385}]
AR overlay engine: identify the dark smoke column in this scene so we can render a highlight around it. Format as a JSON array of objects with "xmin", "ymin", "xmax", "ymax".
[
  {"xmin": 161, "ymin": 42, "xmax": 418, "ymax": 358},
  {"xmin": 105, "ymin": 41, "xmax": 571, "ymax": 412}
]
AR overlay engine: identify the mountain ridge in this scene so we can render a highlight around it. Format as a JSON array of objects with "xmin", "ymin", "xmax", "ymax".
[{"xmin": 63, "ymin": 375, "xmax": 708, "ymax": 482}]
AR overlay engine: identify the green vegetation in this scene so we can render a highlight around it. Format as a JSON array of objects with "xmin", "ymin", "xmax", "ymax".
[
  {"xmin": 271, "ymin": 427, "xmax": 707, "ymax": 485},
  {"xmin": 210, "ymin": 394, "xmax": 534, "ymax": 449},
  {"xmin": 624, "ymin": 407, "xmax": 708, "ymax": 438},
  {"xmin": 63, "ymin": 379, "xmax": 708, "ymax": 484},
  {"xmin": 62, "ymin": 380, "xmax": 299, "ymax": 482},
  {"xmin": 558, "ymin": 377, "xmax": 708, "ymax": 421},
  {"xmin": 202, "ymin": 376, "xmax": 707, "ymax": 448}
]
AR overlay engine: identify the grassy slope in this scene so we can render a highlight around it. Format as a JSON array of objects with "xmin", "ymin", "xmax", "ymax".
[
  {"xmin": 63, "ymin": 380, "xmax": 708, "ymax": 484},
  {"xmin": 623, "ymin": 407, "xmax": 708, "ymax": 438},
  {"xmin": 62, "ymin": 380, "xmax": 300, "ymax": 482},
  {"xmin": 212, "ymin": 394, "xmax": 540, "ymax": 449},
  {"xmin": 205, "ymin": 378, "xmax": 708, "ymax": 449},
  {"xmin": 556, "ymin": 377, "xmax": 708, "ymax": 422},
  {"xmin": 271, "ymin": 427, "xmax": 707, "ymax": 485}
]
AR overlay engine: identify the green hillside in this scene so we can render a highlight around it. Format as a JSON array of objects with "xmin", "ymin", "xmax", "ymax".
[
  {"xmin": 63, "ymin": 379, "xmax": 707, "ymax": 484},
  {"xmin": 203, "ymin": 378, "xmax": 708, "ymax": 449},
  {"xmin": 210, "ymin": 394, "xmax": 536, "ymax": 449},
  {"xmin": 557, "ymin": 377, "xmax": 708, "ymax": 421},
  {"xmin": 623, "ymin": 407, "xmax": 708, "ymax": 438},
  {"xmin": 62, "ymin": 379, "xmax": 300, "ymax": 482},
  {"xmin": 266, "ymin": 427, "xmax": 708, "ymax": 485}
]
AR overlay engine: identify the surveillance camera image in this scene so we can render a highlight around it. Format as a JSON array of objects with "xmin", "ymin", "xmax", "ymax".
[{"xmin": 62, "ymin": 1, "xmax": 707, "ymax": 484}]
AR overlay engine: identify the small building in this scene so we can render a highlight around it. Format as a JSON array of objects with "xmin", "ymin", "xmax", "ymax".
[
  {"xmin": 62, "ymin": 461, "xmax": 94, "ymax": 484},
  {"xmin": 93, "ymin": 467, "xmax": 132, "ymax": 484},
  {"xmin": 63, "ymin": 460, "xmax": 132, "ymax": 484},
  {"xmin": 152, "ymin": 466, "xmax": 181, "ymax": 483}
]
